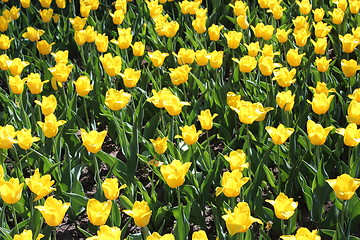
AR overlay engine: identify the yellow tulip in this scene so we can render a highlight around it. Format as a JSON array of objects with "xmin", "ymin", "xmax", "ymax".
[
  {"xmin": 266, "ymin": 193, "xmax": 298, "ymax": 220},
  {"xmin": 34, "ymin": 94, "xmax": 57, "ymax": 116},
  {"xmin": 160, "ymin": 160, "xmax": 191, "ymax": 188},
  {"xmin": 105, "ymin": 88, "xmax": 131, "ymax": 111},
  {"xmin": 224, "ymin": 149, "xmax": 249, "ymax": 172},
  {"xmin": 25, "ymin": 168, "xmax": 55, "ymax": 201},
  {"xmin": 48, "ymin": 63, "xmax": 73, "ymax": 83},
  {"xmin": 94, "ymin": 33, "xmax": 108, "ymax": 52},
  {"xmin": 348, "ymin": 88, "xmax": 360, "ymax": 102},
  {"xmin": 163, "ymin": 94, "xmax": 190, "ymax": 116},
  {"xmin": 7, "ymin": 58, "xmax": 30, "ymax": 76},
  {"xmin": 20, "ymin": 0, "xmax": 31, "ymax": 8},
  {"xmin": 148, "ymin": 50, "xmax": 169, "ymax": 67},
  {"xmin": 146, "ymin": 0, "xmax": 163, "ymax": 17},
  {"xmin": 86, "ymin": 225, "xmax": 121, "ymax": 240},
  {"xmin": 192, "ymin": 230, "xmax": 208, "ymax": 240},
  {"xmin": 69, "ymin": 16, "xmax": 87, "ymax": 31},
  {"xmin": 0, "ymin": 54, "xmax": 9, "ymax": 71},
  {"xmin": 102, "ymin": 178, "xmax": 126, "ymax": 200},
  {"xmin": 262, "ymin": 25, "xmax": 275, "ymax": 40},
  {"xmin": 132, "ymin": 41, "xmax": 145, "ymax": 56},
  {"xmin": 222, "ymin": 202, "xmax": 262, "ymax": 236},
  {"xmin": 229, "ymin": 1, "xmax": 247, "ymax": 16},
  {"xmin": 315, "ymin": 57, "xmax": 331, "ymax": 72},
  {"xmin": 123, "ymin": 200, "xmax": 152, "ymax": 227},
  {"xmin": 307, "ymin": 120, "xmax": 334, "ymax": 145},
  {"xmin": 267, "ymin": 4, "xmax": 286, "ymax": 20},
  {"xmin": 349, "ymin": 0, "xmax": 360, "ymax": 14},
  {"xmin": 209, "ymin": 50, "xmax": 223, "ymax": 68},
  {"xmin": 272, "ymin": 68, "xmax": 297, "ymax": 87},
  {"xmin": 311, "ymin": 37, "xmax": 327, "ymax": 55},
  {"xmin": 37, "ymin": 113, "xmax": 66, "ymax": 138},
  {"xmin": 334, "ymin": 0, "xmax": 348, "ymax": 11},
  {"xmin": 198, "ymin": 109, "xmax": 218, "ymax": 130},
  {"xmin": 286, "ymin": 49, "xmax": 305, "ymax": 67},
  {"xmin": 17, "ymin": 129, "xmax": 40, "ymax": 150},
  {"xmin": 110, "ymin": 9, "xmax": 125, "ymax": 25},
  {"xmin": 258, "ymin": 0, "xmax": 269, "ymax": 8},
  {"xmin": 173, "ymin": 48, "xmax": 195, "ymax": 65},
  {"xmin": 292, "ymin": 16, "xmax": 309, "ymax": 31},
  {"xmin": 87, "ymin": 199, "xmax": 112, "ymax": 226},
  {"xmin": 258, "ymin": 56, "xmax": 280, "ymax": 76},
  {"xmin": 312, "ymin": 8, "xmax": 325, "ymax": 22},
  {"xmin": 208, "ymin": 24, "xmax": 223, "ymax": 41},
  {"xmin": 80, "ymin": 128, "xmax": 107, "ymax": 154},
  {"xmin": 280, "ymin": 227, "xmax": 321, "ymax": 240},
  {"xmin": 313, "ymin": 21, "xmax": 332, "ymax": 38},
  {"xmin": 9, "ymin": 75, "xmax": 25, "ymax": 94},
  {"xmin": 39, "ymin": 0, "xmax": 52, "ymax": 8},
  {"xmin": 308, "ymin": 82, "xmax": 336, "ymax": 96},
  {"xmin": 293, "ymin": 28, "xmax": 311, "ymax": 47},
  {"xmin": 326, "ymin": 174, "xmax": 360, "ymax": 200},
  {"xmin": 244, "ymin": 42, "xmax": 260, "ymax": 57},
  {"xmin": 296, "ymin": 0, "xmax": 312, "ymax": 15},
  {"xmin": 307, "ymin": 93, "xmax": 334, "ymax": 115},
  {"xmin": 266, "ymin": 124, "xmax": 294, "ymax": 145},
  {"xmin": 147, "ymin": 232, "xmax": 175, "ymax": 240},
  {"xmin": 163, "ymin": 21, "xmax": 180, "ymax": 38},
  {"xmin": 36, "ymin": 40, "xmax": 55, "ymax": 55},
  {"xmin": 236, "ymin": 15, "xmax": 249, "ymax": 29},
  {"xmin": 339, "ymin": 34, "xmax": 359, "ymax": 53},
  {"xmin": 51, "ymin": 50, "xmax": 68, "ymax": 64},
  {"xmin": 0, "ymin": 178, "xmax": 23, "ymax": 204},
  {"xmin": 347, "ymin": 100, "xmax": 360, "ymax": 125},
  {"xmin": 22, "ymin": 27, "xmax": 45, "ymax": 42},
  {"xmin": 224, "ymin": 31, "xmax": 243, "ymax": 49},
  {"xmin": 336, "ymin": 123, "xmax": 360, "ymax": 147},
  {"xmin": 232, "ymin": 56, "xmax": 257, "ymax": 73},
  {"xmin": 110, "ymin": 27, "xmax": 132, "ymax": 49},
  {"xmin": 0, "ymin": 34, "xmax": 13, "ymax": 50},
  {"xmin": 276, "ymin": 91, "xmax": 295, "ymax": 111},
  {"xmin": 150, "ymin": 137, "xmax": 168, "ymax": 154},
  {"xmin": 195, "ymin": 49, "xmax": 209, "ymax": 66},
  {"xmin": 39, "ymin": 9, "xmax": 53, "ymax": 23},
  {"xmin": 73, "ymin": 76, "xmax": 93, "ymax": 96},
  {"xmin": 120, "ymin": 68, "xmax": 141, "ymax": 88},
  {"xmin": 341, "ymin": 59, "xmax": 360, "ymax": 77},
  {"xmin": 251, "ymin": 23, "xmax": 264, "ymax": 38},
  {"xmin": 147, "ymin": 88, "xmax": 173, "ymax": 108},
  {"xmin": 329, "ymin": 8, "xmax": 344, "ymax": 24},
  {"xmin": 0, "ymin": 16, "xmax": 8, "ymax": 32},
  {"xmin": 99, "ymin": 53, "xmax": 122, "ymax": 76},
  {"xmin": 215, "ymin": 169, "xmax": 249, "ymax": 197},
  {"xmin": 169, "ymin": 65, "xmax": 191, "ymax": 86},
  {"xmin": 192, "ymin": 17, "xmax": 207, "ymax": 34},
  {"xmin": 13, "ymin": 229, "xmax": 44, "ymax": 240},
  {"xmin": 84, "ymin": 26, "xmax": 97, "ymax": 43},
  {"xmin": 0, "ymin": 125, "xmax": 17, "ymax": 149},
  {"xmin": 231, "ymin": 100, "xmax": 264, "ymax": 124},
  {"xmin": 254, "ymin": 102, "xmax": 274, "ymax": 122},
  {"xmin": 35, "ymin": 196, "xmax": 70, "ymax": 226},
  {"xmin": 175, "ymin": 125, "xmax": 202, "ymax": 145},
  {"xmin": 25, "ymin": 73, "xmax": 49, "ymax": 94}
]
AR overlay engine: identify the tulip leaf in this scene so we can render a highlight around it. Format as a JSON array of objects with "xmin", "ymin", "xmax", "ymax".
[
  {"xmin": 77, "ymin": 226, "xmax": 93, "ymax": 238},
  {"xmin": 0, "ymin": 227, "xmax": 12, "ymax": 240}
]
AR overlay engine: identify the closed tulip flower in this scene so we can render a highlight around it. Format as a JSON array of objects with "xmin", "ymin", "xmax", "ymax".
[
  {"xmin": 313, "ymin": 22, "xmax": 332, "ymax": 38},
  {"xmin": 339, "ymin": 34, "xmax": 359, "ymax": 53},
  {"xmin": 224, "ymin": 31, "xmax": 243, "ymax": 49},
  {"xmin": 147, "ymin": 88, "xmax": 173, "ymax": 108},
  {"xmin": 229, "ymin": 0, "xmax": 247, "ymax": 16},
  {"xmin": 192, "ymin": 17, "xmax": 207, "ymax": 34},
  {"xmin": 267, "ymin": 4, "xmax": 286, "ymax": 20},
  {"xmin": 231, "ymin": 100, "xmax": 264, "ymax": 124},
  {"xmin": 273, "ymin": 68, "xmax": 297, "ymax": 87},
  {"xmin": 258, "ymin": 0, "xmax": 269, "ymax": 8},
  {"xmin": 39, "ymin": 9, "xmax": 53, "ymax": 23},
  {"xmin": 22, "ymin": 27, "xmax": 45, "ymax": 42},
  {"xmin": 341, "ymin": 59, "xmax": 360, "ymax": 77},
  {"xmin": 326, "ymin": 174, "xmax": 360, "ymax": 200},
  {"xmin": 100, "ymin": 53, "xmax": 122, "ymax": 76},
  {"xmin": 251, "ymin": 23, "xmax": 265, "ymax": 38},
  {"xmin": 146, "ymin": 0, "xmax": 163, "ymax": 17},
  {"xmin": 0, "ymin": 125, "xmax": 17, "ymax": 149},
  {"xmin": 163, "ymin": 94, "xmax": 190, "ymax": 115},
  {"xmin": 102, "ymin": 178, "xmax": 126, "ymax": 200},
  {"xmin": 313, "ymin": 8, "xmax": 325, "ymax": 22},
  {"xmin": 195, "ymin": 49, "xmax": 209, "ymax": 66},
  {"xmin": 0, "ymin": 34, "xmax": 13, "ymax": 50},
  {"xmin": 160, "ymin": 160, "xmax": 191, "ymax": 188},
  {"xmin": 0, "ymin": 16, "xmax": 8, "ymax": 32},
  {"xmin": 80, "ymin": 129, "xmax": 107, "ymax": 154},
  {"xmin": 164, "ymin": 21, "xmax": 180, "ymax": 38},
  {"xmin": 262, "ymin": 25, "xmax": 275, "ymax": 40},
  {"xmin": 110, "ymin": 9, "xmax": 125, "ymax": 25},
  {"xmin": 56, "ymin": 0, "xmax": 66, "ymax": 8},
  {"xmin": 34, "ymin": 95, "xmax": 57, "ymax": 116},
  {"xmin": 208, "ymin": 24, "xmax": 223, "ymax": 41},
  {"xmin": 266, "ymin": 193, "xmax": 298, "ymax": 220},
  {"xmin": 39, "ymin": 0, "xmax": 52, "ymax": 8},
  {"xmin": 86, "ymin": 225, "xmax": 121, "ymax": 240},
  {"xmin": 87, "ymin": 199, "xmax": 112, "ymax": 226},
  {"xmin": 334, "ymin": 0, "xmax": 348, "ymax": 11},
  {"xmin": 149, "ymin": 50, "xmax": 169, "ymax": 67},
  {"xmin": 336, "ymin": 123, "xmax": 360, "ymax": 146},
  {"xmin": 329, "ymin": 8, "xmax": 344, "ymax": 24},
  {"xmin": 173, "ymin": 48, "xmax": 195, "ymax": 65},
  {"xmin": 150, "ymin": 136, "xmax": 168, "ymax": 154},
  {"xmin": 0, "ymin": 178, "xmax": 24, "ymax": 204},
  {"xmin": 120, "ymin": 68, "xmax": 141, "ymax": 88},
  {"xmin": 25, "ymin": 73, "xmax": 49, "ymax": 94},
  {"xmin": 0, "ymin": 54, "xmax": 9, "ymax": 71},
  {"xmin": 175, "ymin": 125, "xmax": 202, "ymax": 145},
  {"xmin": 94, "ymin": 33, "xmax": 108, "ymax": 52},
  {"xmin": 222, "ymin": 202, "xmax": 262, "ymax": 236},
  {"xmin": 192, "ymin": 230, "xmax": 208, "ymax": 240},
  {"xmin": 105, "ymin": 88, "xmax": 131, "ymax": 111},
  {"xmin": 244, "ymin": 42, "xmax": 260, "ymax": 57},
  {"xmin": 69, "ymin": 16, "xmax": 87, "ymax": 31},
  {"xmin": 307, "ymin": 93, "xmax": 334, "ymax": 115},
  {"xmin": 276, "ymin": 29, "xmax": 292, "ymax": 43},
  {"xmin": 17, "ymin": 129, "xmax": 40, "ymax": 150},
  {"xmin": 147, "ymin": 232, "xmax": 175, "ymax": 240},
  {"xmin": 276, "ymin": 91, "xmax": 295, "ymax": 111},
  {"xmin": 315, "ymin": 57, "xmax": 331, "ymax": 72},
  {"xmin": 224, "ymin": 149, "xmax": 249, "ymax": 172},
  {"xmin": 255, "ymin": 103, "xmax": 274, "ymax": 122},
  {"xmin": 261, "ymin": 44, "xmax": 280, "ymax": 58},
  {"xmin": 49, "ymin": 63, "xmax": 73, "ymax": 83},
  {"xmin": 293, "ymin": 28, "xmax": 311, "ymax": 47},
  {"xmin": 236, "ymin": 15, "xmax": 249, "ymax": 29},
  {"xmin": 280, "ymin": 227, "xmax": 321, "ymax": 240},
  {"xmin": 37, "ymin": 113, "xmax": 66, "ymax": 138},
  {"xmin": 309, "ymin": 82, "xmax": 336, "ymax": 96},
  {"xmin": 132, "ymin": 41, "xmax": 145, "ymax": 56},
  {"xmin": 311, "ymin": 37, "xmax": 327, "ymax": 55},
  {"xmin": 296, "ymin": 0, "xmax": 312, "ymax": 14},
  {"xmin": 266, "ymin": 124, "xmax": 294, "ymax": 145},
  {"xmin": 13, "ymin": 229, "xmax": 44, "ymax": 240},
  {"xmin": 25, "ymin": 168, "xmax": 55, "ymax": 201},
  {"xmin": 9, "ymin": 75, "xmax": 26, "ymax": 94},
  {"xmin": 124, "ymin": 201, "xmax": 152, "ymax": 227},
  {"xmin": 20, "ymin": 0, "xmax": 31, "ymax": 8},
  {"xmin": 307, "ymin": 120, "xmax": 334, "ymax": 145},
  {"xmin": 198, "ymin": 109, "xmax": 218, "ymax": 130},
  {"xmin": 349, "ymin": 0, "xmax": 360, "ymax": 14},
  {"xmin": 84, "ymin": 26, "xmax": 96, "ymax": 43},
  {"xmin": 111, "ymin": 27, "xmax": 132, "ymax": 49},
  {"xmin": 258, "ymin": 56, "xmax": 280, "ymax": 76},
  {"xmin": 293, "ymin": 16, "xmax": 309, "ymax": 31},
  {"xmin": 7, "ymin": 58, "xmax": 30, "ymax": 76},
  {"xmin": 74, "ymin": 76, "xmax": 93, "ymax": 96},
  {"xmin": 227, "ymin": 92, "xmax": 241, "ymax": 109},
  {"xmin": 347, "ymin": 100, "xmax": 360, "ymax": 124},
  {"xmin": 232, "ymin": 56, "xmax": 257, "ymax": 73},
  {"xmin": 36, "ymin": 196, "xmax": 70, "ymax": 226},
  {"xmin": 286, "ymin": 49, "xmax": 305, "ymax": 67},
  {"xmin": 51, "ymin": 50, "xmax": 68, "ymax": 64},
  {"xmin": 169, "ymin": 65, "xmax": 191, "ymax": 86}
]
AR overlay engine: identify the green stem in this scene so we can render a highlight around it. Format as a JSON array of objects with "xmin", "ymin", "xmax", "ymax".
[
  {"xmin": 316, "ymin": 145, "xmax": 321, "ymax": 169},
  {"xmin": 280, "ymin": 219, "xmax": 285, "ymax": 235},
  {"xmin": 12, "ymin": 205, "xmax": 19, "ymax": 234},
  {"xmin": 93, "ymin": 154, "xmax": 103, "ymax": 198},
  {"xmin": 53, "ymin": 227, "xmax": 57, "ymax": 240},
  {"xmin": 276, "ymin": 144, "xmax": 281, "ymax": 193},
  {"xmin": 83, "ymin": 97, "xmax": 90, "ymax": 128}
]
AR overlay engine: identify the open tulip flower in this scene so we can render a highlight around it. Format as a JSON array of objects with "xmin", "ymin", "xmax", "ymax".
[
  {"xmin": 150, "ymin": 136, "xmax": 168, "ymax": 154},
  {"xmin": 315, "ymin": 57, "xmax": 331, "ymax": 72},
  {"xmin": 224, "ymin": 31, "xmax": 243, "ymax": 49},
  {"xmin": 215, "ymin": 169, "xmax": 250, "ymax": 197},
  {"xmin": 222, "ymin": 202, "xmax": 262, "ymax": 236},
  {"xmin": 286, "ymin": 49, "xmax": 305, "ymax": 67},
  {"xmin": 163, "ymin": 94, "xmax": 190, "ymax": 116},
  {"xmin": 307, "ymin": 93, "xmax": 334, "ymax": 115},
  {"xmin": 48, "ymin": 63, "xmax": 73, "ymax": 83},
  {"xmin": 169, "ymin": 65, "xmax": 191, "ymax": 86},
  {"xmin": 208, "ymin": 24, "xmax": 223, "ymax": 41},
  {"xmin": 276, "ymin": 28, "xmax": 292, "ymax": 43},
  {"xmin": 309, "ymin": 82, "xmax": 336, "ymax": 96},
  {"xmin": 266, "ymin": 124, "xmax": 294, "ymax": 145},
  {"xmin": 16, "ymin": 129, "xmax": 40, "ymax": 150},
  {"xmin": 0, "ymin": 125, "xmax": 17, "ymax": 149},
  {"xmin": 87, "ymin": 199, "xmax": 112, "ymax": 226},
  {"xmin": 99, "ymin": 53, "xmax": 122, "ymax": 76},
  {"xmin": 326, "ymin": 174, "xmax": 360, "ymax": 200},
  {"xmin": 86, "ymin": 225, "xmax": 121, "ymax": 240},
  {"xmin": 227, "ymin": 92, "xmax": 241, "ymax": 109},
  {"xmin": 111, "ymin": 27, "xmax": 132, "ymax": 49},
  {"xmin": 160, "ymin": 159, "xmax": 191, "ymax": 188},
  {"xmin": 105, "ymin": 88, "xmax": 131, "ymax": 111},
  {"xmin": 35, "ymin": 196, "xmax": 70, "ymax": 226},
  {"xmin": 124, "ymin": 200, "xmax": 152, "ymax": 227},
  {"xmin": 336, "ymin": 123, "xmax": 360, "ymax": 146},
  {"xmin": 231, "ymin": 100, "xmax": 265, "ymax": 124},
  {"xmin": 224, "ymin": 149, "xmax": 249, "ymax": 171},
  {"xmin": 276, "ymin": 91, "xmax": 295, "ymax": 112},
  {"xmin": 341, "ymin": 59, "xmax": 360, "ymax": 77},
  {"xmin": 280, "ymin": 227, "xmax": 321, "ymax": 240},
  {"xmin": 307, "ymin": 120, "xmax": 334, "ymax": 145},
  {"xmin": 80, "ymin": 128, "xmax": 107, "ymax": 154},
  {"xmin": 339, "ymin": 34, "xmax": 359, "ymax": 53},
  {"xmin": 37, "ymin": 113, "xmax": 66, "ymax": 138},
  {"xmin": 175, "ymin": 125, "xmax": 202, "ymax": 145},
  {"xmin": 266, "ymin": 193, "xmax": 298, "ymax": 220},
  {"xmin": 13, "ymin": 229, "xmax": 44, "ymax": 240},
  {"xmin": 313, "ymin": 8, "xmax": 325, "ymax": 22},
  {"xmin": 232, "ymin": 56, "xmax": 257, "ymax": 73},
  {"xmin": 198, "ymin": 109, "xmax": 218, "ymax": 130},
  {"xmin": 313, "ymin": 21, "xmax": 332, "ymax": 38},
  {"xmin": 34, "ymin": 94, "xmax": 57, "ymax": 116},
  {"xmin": 0, "ymin": 177, "xmax": 24, "ymax": 204},
  {"xmin": 348, "ymin": 88, "xmax": 360, "ymax": 102},
  {"xmin": 272, "ymin": 68, "xmax": 297, "ymax": 87},
  {"xmin": 120, "ymin": 68, "xmax": 141, "ymax": 88},
  {"xmin": 25, "ymin": 168, "xmax": 56, "ymax": 201},
  {"xmin": 149, "ymin": 50, "xmax": 169, "ymax": 67},
  {"xmin": 258, "ymin": 56, "xmax": 281, "ymax": 76},
  {"xmin": 147, "ymin": 232, "xmax": 175, "ymax": 240}
]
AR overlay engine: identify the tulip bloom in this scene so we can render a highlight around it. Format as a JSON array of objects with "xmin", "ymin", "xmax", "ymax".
[
  {"xmin": 132, "ymin": 41, "xmax": 145, "ymax": 56},
  {"xmin": 163, "ymin": 94, "xmax": 190, "ymax": 116},
  {"xmin": 208, "ymin": 24, "xmax": 223, "ymax": 41},
  {"xmin": 147, "ymin": 88, "xmax": 173, "ymax": 108},
  {"xmin": 150, "ymin": 136, "xmax": 168, "ymax": 154},
  {"xmin": 169, "ymin": 65, "xmax": 191, "ymax": 86},
  {"xmin": 0, "ymin": 125, "xmax": 17, "ymax": 149},
  {"xmin": 281, "ymin": 227, "xmax": 321, "ymax": 240},
  {"xmin": 25, "ymin": 169, "xmax": 55, "ymax": 201},
  {"xmin": 22, "ymin": 27, "xmax": 45, "ymax": 42},
  {"xmin": 231, "ymin": 101, "xmax": 265, "ymax": 124},
  {"xmin": 69, "ymin": 16, "xmax": 87, "ymax": 31},
  {"xmin": 311, "ymin": 37, "xmax": 327, "ymax": 55},
  {"xmin": 230, "ymin": 0, "xmax": 247, "ymax": 16},
  {"xmin": 315, "ymin": 57, "xmax": 331, "ymax": 72},
  {"xmin": 87, "ymin": 199, "xmax": 112, "ymax": 226},
  {"xmin": 312, "ymin": 8, "xmax": 325, "ymax": 22},
  {"xmin": 0, "ymin": 34, "xmax": 13, "ymax": 50},
  {"xmin": 224, "ymin": 31, "xmax": 243, "ymax": 49},
  {"xmin": 37, "ymin": 40, "xmax": 54, "ymax": 55},
  {"xmin": 48, "ymin": 63, "xmax": 73, "ymax": 83},
  {"xmin": 80, "ymin": 129, "xmax": 107, "ymax": 154},
  {"xmin": 39, "ymin": 9, "xmax": 53, "ymax": 23},
  {"xmin": 348, "ymin": 88, "xmax": 360, "ymax": 102},
  {"xmin": 326, "ymin": 174, "xmax": 360, "ymax": 200},
  {"xmin": 13, "ymin": 229, "xmax": 44, "ymax": 240},
  {"xmin": 147, "ymin": 232, "xmax": 175, "ymax": 240},
  {"xmin": 232, "ymin": 56, "xmax": 257, "ymax": 73},
  {"xmin": 313, "ymin": 22, "xmax": 332, "ymax": 38},
  {"xmin": 160, "ymin": 160, "xmax": 191, "ymax": 188},
  {"xmin": 110, "ymin": 9, "xmax": 125, "ymax": 25},
  {"xmin": 222, "ymin": 202, "xmax": 262, "ymax": 236},
  {"xmin": 34, "ymin": 95, "xmax": 57, "ymax": 116},
  {"xmin": 51, "ymin": 50, "xmax": 68, "ymax": 64},
  {"xmin": 296, "ymin": 0, "xmax": 311, "ymax": 14},
  {"xmin": 227, "ymin": 92, "xmax": 241, "ymax": 109},
  {"xmin": 244, "ymin": 42, "xmax": 260, "ymax": 57},
  {"xmin": 99, "ymin": 53, "xmax": 122, "ymax": 76},
  {"xmin": 307, "ymin": 93, "xmax": 334, "ymax": 115},
  {"xmin": 25, "ymin": 73, "xmax": 49, "ymax": 94},
  {"xmin": 266, "ymin": 124, "xmax": 294, "ymax": 145},
  {"xmin": 267, "ymin": 4, "xmax": 286, "ymax": 20},
  {"xmin": 95, "ymin": 33, "xmax": 109, "ymax": 52},
  {"xmin": 258, "ymin": 56, "xmax": 280, "ymax": 76},
  {"xmin": 0, "ymin": 178, "xmax": 23, "ymax": 204},
  {"xmin": 198, "ymin": 109, "xmax": 218, "ymax": 130},
  {"xmin": 215, "ymin": 169, "xmax": 250, "ymax": 197},
  {"xmin": 173, "ymin": 48, "xmax": 195, "ymax": 65},
  {"xmin": 74, "ymin": 76, "xmax": 93, "ymax": 96},
  {"xmin": 120, "ymin": 68, "xmax": 141, "ymax": 88},
  {"xmin": 347, "ymin": 100, "xmax": 360, "ymax": 125},
  {"xmin": 329, "ymin": 8, "xmax": 344, "ymax": 24},
  {"xmin": 293, "ymin": 28, "xmax": 311, "ymax": 47},
  {"xmin": 36, "ymin": 196, "xmax": 70, "ymax": 226},
  {"xmin": 276, "ymin": 29, "xmax": 292, "ymax": 43},
  {"xmin": 37, "ymin": 113, "xmax": 66, "ymax": 138},
  {"xmin": 266, "ymin": 193, "xmax": 298, "ymax": 220},
  {"xmin": 293, "ymin": 16, "xmax": 309, "ymax": 31},
  {"xmin": 272, "ymin": 68, "xmax": 297, "ymax": 87},
  {"xmin": 224, "ymin": 149, "xmax": 249, "ymax": 172},
  {"xmin": 209, "ymin": 50, "xmax": 223, "ymax": 68},
  {"xmin": 7, "ymin": 58, "xmax": 30, "ymax": 76},
  {"xmin": 124, "ymin": 200, "xmax": 152, "ymax": 227},
  {"xmin": 105, "ymin": 88, "xmax": 131, "ymax": 111},
  {"xmin": 307, "ymin": 120, "xmax": 334, "ymax": 145},
  {"xmin": 336, "ymin": 123, "xmax": 360, "ymax": 146},
  {"xmin": 192, "ymin": 230, "xmax": 208, "ymax": 240},
  {"xmin": 286, "ymin": 49, "xmax": 305, "ymax": 67},
  {"xmin": 341, "ymin": 59, "xmax": 360, "ymax": 77},
  {"xmin": 86, "ymin": 225, "xmax": 121, "ymax": 240},
  {"xmin": 175, "ymin": 125, "xmax": 202, "ymax": 145},
  {"xmin": 339, "ymin": 34, "xmax": 359, "ymax": 53},
  {"xmin": 195, "ymin": 49, "xmax": 209, "ymax": 66},
  {"xmin": 251, "ymin": 22, "xmax": 265, "ymax": 38},
  {"xmin": 9, "ymin": 75, "xmax": 26, "ymax": 94},
  {"xmin": 309, "ymin": 82, "xmax": 336, "ymax": 96},
  {"xmin": 192, "ymin": 17, "xmax": 207, "ymax": 34},
  {"xmin": 276, "ymin": 91, "xmax": 295, "ymax": 111},
  {"xmin": 111, "ymin": 28, "xmax": 132, "ymax": 49},
  {"xmin": 148, "ymin": 50, "xmax": 169, "ymax": 67},
  {"xmin": 17, "ymin": 129, "xmax": 40, "ymax": 150},
  {"xmin": 102, "ymin": 178, "xmax": 126, "ymax": 200},
  {"xmin": 261, "ymin": 44, "xmax": 279, "ymax": 58}
]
